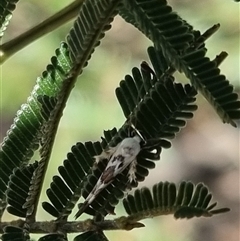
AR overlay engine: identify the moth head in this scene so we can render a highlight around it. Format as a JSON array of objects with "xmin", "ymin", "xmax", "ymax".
[{"xmin": 120, "ymin": 137, "xmax": 141, "ymax": 158}]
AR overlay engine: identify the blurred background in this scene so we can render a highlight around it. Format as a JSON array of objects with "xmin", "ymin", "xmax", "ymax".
[{"xmin": 0, "ymin": 0, "xmax": 239, "ymax": 241}]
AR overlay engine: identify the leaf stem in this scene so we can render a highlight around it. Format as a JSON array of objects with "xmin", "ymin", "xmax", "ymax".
[
  {"xmin": 0, "ymin": 217, "xmax": 144, "ymax": 234},
  {"xmin": 0, "ymin": 0, "xmax": 83, "ymax": 64}
]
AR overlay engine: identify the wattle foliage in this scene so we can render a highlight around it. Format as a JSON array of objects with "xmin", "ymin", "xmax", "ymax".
[{"xmin": 0, "ymin": 0, "xmax": 239, "ymax": 241}]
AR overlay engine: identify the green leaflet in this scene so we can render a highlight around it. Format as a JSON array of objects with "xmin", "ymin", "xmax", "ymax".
[
  {"xmin": 69, "ymin": 55, "xmax": 197, "ymax": 219},
  {"xmin": 0, "ymin": 42, "xmax": 72, "ymax": 201},
  {"xmin": 2, "ymin": 226, "xmax": 30, "ymax": 241},
  {"xmin": 0, "ymin": 0, "xmax": 19, "ymax": 38},
  {"xmin": 123, "ymin": 181, "xmax": 230, "ymax": 220},
  {"xmin": 22, "ymin": 0, "xmax": 121, "ymax": 219},
  {"xmin": 120, "ymin": 0, "xmax": 240, "ymax": 126},
  {"xmin": 74, "ymin": 231, "xmax": 109, "ymax": 241}
]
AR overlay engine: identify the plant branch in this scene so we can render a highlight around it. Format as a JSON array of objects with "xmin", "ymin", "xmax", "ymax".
[
  {"xmin": 0, "ymin": 0, "xmax": 82, "ymax": 64},
  {"xmin": 0, "ymin": 217, "xmax": 144, "ymax": 234}
]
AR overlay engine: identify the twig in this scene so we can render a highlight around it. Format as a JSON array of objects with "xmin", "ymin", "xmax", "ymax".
[
  {"xmin": 0, "ymin": 0, "xmax": 83, "ymax": 64},
  {"xmin": 0, "ymin": 217, "xmax": 144, "ymax": 234}
]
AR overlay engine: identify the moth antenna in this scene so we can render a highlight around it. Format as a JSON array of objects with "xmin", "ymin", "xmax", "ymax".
[{"xmin": 130, "ymin": 123, "xmax": 146, "ymax": 144}]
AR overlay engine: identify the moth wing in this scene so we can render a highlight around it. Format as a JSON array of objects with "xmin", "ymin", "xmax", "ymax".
[{"xmin": 94, "ymin": 145, "xmax": 118, "ymax": 164}]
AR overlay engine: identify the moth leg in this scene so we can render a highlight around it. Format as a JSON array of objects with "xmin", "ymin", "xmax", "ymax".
[
  {"xmin": 127, "ymin": 158, "xmax": 138, "ymax": 184},
  {"xmin": 93, "ymin": 146, "xmax": 117, "ymax": 169}
]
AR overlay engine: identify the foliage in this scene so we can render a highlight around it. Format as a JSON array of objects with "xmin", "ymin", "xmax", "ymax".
[{"xmin": 0, "ymin": 0, "xmax": 239, "ymax": 241}]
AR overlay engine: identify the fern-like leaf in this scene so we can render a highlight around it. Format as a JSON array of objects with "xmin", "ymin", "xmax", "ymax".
[
  {"xmin": 115, "ymin": 46, "xmax": 198, "ymax": 142},
  {"xmin": 42, "ymin": 141, "xmax": 103, "ymax": 219},
  {"xmin": 116, "ymin": 69, "xmax": 197, "ymax": 140},
  {"xmin": 43, "ymin": 44, "xmax": 198, "ymax": 219},
  {"xmin": 24, "ymin": 0, "xmax": 121, "ymax": 220},
  {"xmin": 67, "ymin": 0, "xmax": 120, "ymax": 65},
  {"xmin": 182, "ymin": 48, "xmax": 240, "ymax": 125},
  {"xmin": 73, "ymin": 231, "xmax": 109, "ymax": 241},
  {"xmin": 120, "ymin": 0, "xmax": 240, "ymax": 126},
  {"xmin": 0, "ymin": 0, "xmax": 19, "ymax": 38},
  {"xmin": 123, "ymin": 181, "xmax": 230, "ymax": 220},
  {"xmin": 77, "ymin": 61, "xmax": 197, "ymax": 217},
  {"xmin": 1, "ymin": 226, "xmax": 30, "ymax": 241},
  {"xmin": 38, "ymin": 234, "xmax": 66, "ymax": 241},
  {"xmin": 0, "ymin": 43, "xmax": 71, "ymax": 212},
  {"xmin": 5, "ymin": 162, "xmax": 38, "ymax": 218},
  {"xmin": 120, "ymin": 0, "xmax": 194, "ymax": 63}
]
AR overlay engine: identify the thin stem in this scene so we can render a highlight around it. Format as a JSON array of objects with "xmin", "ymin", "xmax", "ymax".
[
  {"xmin": 0, "ymin": 217, "xmax": 144, "ymax": 234},
  {"xmin": 0, "ymin": 0, "xmax": 84, "ymax": 64}
]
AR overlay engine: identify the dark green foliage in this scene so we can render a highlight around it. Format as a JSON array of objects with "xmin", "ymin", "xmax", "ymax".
[
  {"xmin": 6, "ymin": 162, "xmax": 38, "ymax": 218},
  {"xmin": 119, "ymin": 0, "xmax": 240, "ymax": 126},
  {"xmin": 0, "ymin": 0, "xmax": 239, "ymax": 240},
  {"xmin": 115, "ymin": 46, "xmax": 198, "ymax": 142},
  {"xmin": 0, "ymin": 43, "xmax": 72, "ymax": 204},
  {"xmin": 74, "ymin": 231, "xmax": 109, "ymax": 241},
  {"xmin": 2, "ymin": 226, "xmax": 30, "ymax": 241},
  {"xmin": 119, "ymin": 0, "xmax": 194, "ymax": 65},
  {"xmin": 0, "ymin": 0, "xmax": 19, "ymax": 37},
  {"xmin": 116, "ymin": 68, "xmax": 197, "ymax": 139},
  {"xmin": 43, "ymin": 56, "xmax": 198, "ymax": 218},
  {"xmin": 181, "ymin": 49, "xmax": 240, "ymax": 125},
  {"xmin": 42, "ymin": 141, "xmax": 103, "ymax": 219},
  {"xmin": 37, "ymin": 96, "xmax": 58, "ymax": 121},
  {"xmin": 38, "ymin": 234, "xmax": 66, "ymax": 241},
  {"xmin": 66, "ymin": 0, "xmax": 118, "ymax": 64},
  {"xmin": 123, "ymin": 181, "xmax": 230, "ymax": 220}
]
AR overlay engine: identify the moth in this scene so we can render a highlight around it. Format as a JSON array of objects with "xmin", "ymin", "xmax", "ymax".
[{"xmin": 75, "ymin": 131, "xmax": 143, "ymax": 219}]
